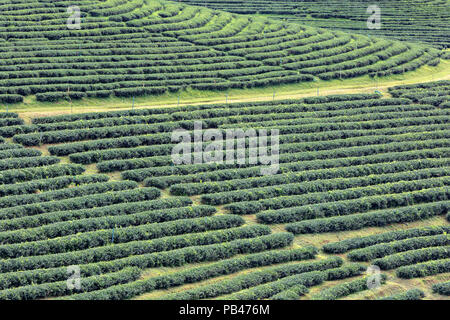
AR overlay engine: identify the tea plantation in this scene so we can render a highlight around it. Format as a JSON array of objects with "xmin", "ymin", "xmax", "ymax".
[
  {"xmin": 0, "ymin": 0, "xmax": 446, "ymax": 105},
  {"xmin": 0, "ymin": 80, "xmax": 448, "ymax": 300}
]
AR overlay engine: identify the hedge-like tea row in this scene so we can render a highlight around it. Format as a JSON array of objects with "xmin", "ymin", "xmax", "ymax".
[
  {"xmin": 0, "ymin": 164, "xmax": 85, "ymax": 185},
  {"xmin": 143, "ymin": 153, "xmax": 449, "ymax": 190},
  {"xmin": 142, "ymin": 135, "xmax": 450, "ymax": 187},
  {"xmin": 257, "ymin": 187, "xmax": 449, "ymax": 224},
  {"xmin": 48, "ymin": 133, "xmax": 172, "ymax": 156},
  {"xmin": 400, "ymin": 92, "xmax": 450, "ymax": 104},
  {"xmin": 0, "ymin": 143, "xmax": 22, "ymax": 151},
  {"xmin": 0, "ymin": 232, "xmax": 294, "ymax": 274},
  {"xmin": 285, "ymin": 201, "xmax": 450, "ymax": 234},
  {"xmin": 0, "ymin": 117, "xmax": 23, "ymax": 127},
  {"xmin": 33, "ymin": 114, "xmax": 175, "ymax": 133},
  {"xmin": 82, "ymin": 126, "xmax": 449, "ymax": 167},
  {"xmin": 0, "ymin": 124, "xmax": 38, "ymax": 138},
  {"xmin": 3, "ymin": 205, "xmax": 215, "ymax": 241},
  {"xmin": 258, "ymin": 115, "xmax": 450, "ymax": 137},
  {"xmin": 323, "ymin": 226, "xmax": 450, "ymax": 254},
  {"xmin": 36, "ymin": 91, "xmax": 86, "ymax": 102},
  {"xmin": 0, "ymin": 187, "xmax": 161, "ymax": 220},
  {"xmin": 0, "ymin": 180, "xmax": 138, "ymax": 209},
  {"xmin": 224, "ymin": 114, "xmax": 448, "ymax": 137},
  {"xmin": 21, "ymin": 232, "xmax": 295, "ymax": 298},
  {"xmin": 66, "ymin": 111, "xmax": 435, "ymax": 163},
  {"xmin": 0, "ymin": 246, "xmax": 314, "ymax": 292},
  {"xmin": 391, "ymin": 81, "xmax": 450, "ymax": 91},
  {"xmin": 282, "ymin": 38, "xmax": 390, "ymax": 69},
  {"xmin": 219, "ymin": 263, "xmax": 365, "ymax": 300},
  {"xmin": 101, "ymin": 136, "xmax": 448, "ymax": 173},
  {"xmin": 201, "ymin": 160, "xmax": 450, "ymax": 205},
  {"xmin": 379, "ymin": 289, "xmax": 425, "ymax": 300},
  {"xmin": 269, "ymin": 284, "xmax": 309, "ymax": 300},
  {"xmin": 0, "ymin": 94, "xmax": 23, "ymax": 104},
  {"xmin": 50, "ymin": 120, "xmax": 446, "ymax": 158},
  {"xmin": 0, "ymin": 213, "xmax": 242, "ymax": 258},
  {"xmin": 169, "ymin": 148, "xmax": 450, "ymax": 196},
  {"xmin": 29, "ymin": 94, "xmax": 380, "ymax": 124},
  {"xmin": 163, "ymin": 256, "xmax": 342, "ymax": 300},
  {"xmin": 311, "ymin": 275, "xmax": 387, "ymax": 300},
  {"xmin": 204, "ymin": 102, "xmax": 429, "ymax": 128},
  {"xmin": 432, "ymin": 281, "xmax": 450, "ymax": 296},
  {"xmin": 396, "ymin": 258, "xmax": 450, "ymax": 279},
  {"xmin": 219, "ymin": 108, "xmax": 448, "ymax": 131},
  {"xmin": 0, "ymin": 267, "xmax": 142, "ymax": 300},
  {"xmin": 0, "ymin": 197, "xmax": 193, "ymax": 238},
  {"xmin": 13, "ymin": 123, "xmax": 182, "ymax": 146},
  {"xmin": 0, "ymin": 148, "xmax": 41, "ymax": 160},
  {"xmin": 347, "ymin": 234, "xmax": 450, "ymax": 262},
  {"xmin": 0, "ymin": 225, "xmax": 268, "ymax": 272},
  {"xmin": 225, "ymin": 170, "xmax": 450, "ymax": 215},
  {"xmin": 420, "ymin": 95, "xmax": 450, "ymax": 107},
  {"xmin": 323, "ymin": 263, "xmax": 367, "ymax": 281},
  {"xmin": 0, "ymin": 113, "xmax": 19, "ymax": 119},
  {"xmin": 0, "ymin": 206, "xmax": 223, "ymax": 257},
  {"xmin": 373, "ymin": 246, "xmax": 450, "ymax": 270},
  {"xmin": 170, "ymin": 98, "xmax": 409, "ymax": 121},
  {"xmin": 0, "ymin": 156, "xmax": 59, "ymax": 171},
  {"xmin": 220, "ymin": 175, "xmax": 450, "ymax": 216},
  {"xmin": 71, "ymin": 144, "xmax": 175, "ymax": 165},
  {"xmin": 222, "ymin": 273, "xmax": 322, "ymax": 300},
  {"xmin": 0, "ymin": 174, "xmax": 110, "ymax": 198}
]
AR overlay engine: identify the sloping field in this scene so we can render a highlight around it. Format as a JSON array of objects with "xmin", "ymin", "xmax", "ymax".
[
  {"xmin": 176, "ymin": 0, "xmax": 450, "ymax": 48},
  {"xmin": 0, "ymin": 81, "xmax": 448, "ymax": 300},
  {"xmin": 0, "ymin": 0, "xmax": 444, "ymax": 105}
]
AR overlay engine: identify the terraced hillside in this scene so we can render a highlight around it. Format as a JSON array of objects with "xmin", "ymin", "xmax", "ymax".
[
  {"xmin": 0, "ymin": 0, "xmax": 444, "ymax": 105},
  {"xmin": 0, "ymin": 81, "xmax": 448, "ymax": 300},
  {"xmin": 177, "ymin": 0, "xmax": 450, "ymax": 48}
]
